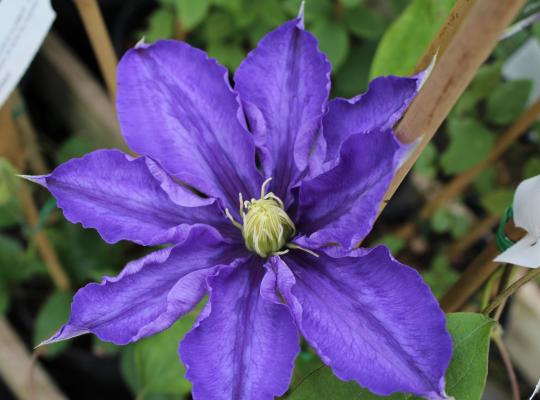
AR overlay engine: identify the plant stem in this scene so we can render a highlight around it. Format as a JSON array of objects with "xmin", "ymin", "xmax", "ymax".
[
  {"xmin": 73, "ymin": 0, "xmax": 118, "ymax": 102},
  {"xmin": 492, "ymin": 330, "xmax": 520, "ymax": 400},
  {"xmin": 483, "ymin": 268, "xmax": 540, "ymax": 315}
]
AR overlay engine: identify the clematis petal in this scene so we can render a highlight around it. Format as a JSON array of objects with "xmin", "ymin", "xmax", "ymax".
[
  {"xmin": 296, "ymin": 130, "xmax": 403, "ymax": 249},
  {"xmin": 117, "ymin": 40, "xmax": 262, "ymax": 210},
  {"xmin": 41, "ymin": 226, "xmax": 246, "ymax": 346},
  {"xmin": 234, "ymin": 16, "xmax": 331, "ymax": 202},
  {"xmin": 23, "ymin": 149, "xmax": 232, "ymax": 245},
  {"xmin": 494, "ymin": 174, "xmax": 540, "ymax": 268},
  {"xmin": 495, "ymin": 234, "xmax": 540, "ymax": 268},
  {"xmin": 180, "ymin": 258, "xmax": 299, "ymax": 400},
  {"xmin": 274, "ymin": 247, "xmax": 451, "ymax": 399},
  {"xmin": 323, "ymin": 74, "xmax": 421, "ymax": 164}
]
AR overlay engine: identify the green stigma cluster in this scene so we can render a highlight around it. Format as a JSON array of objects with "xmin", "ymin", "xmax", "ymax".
[{"xmin": 226, "ymin": 178, "xmax": 295, "ymax": 258}]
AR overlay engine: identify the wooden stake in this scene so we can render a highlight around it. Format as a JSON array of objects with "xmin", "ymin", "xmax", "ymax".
[
  {"xmin": 378, "ymin": 0, "xmax": 526, "ymax": 219},
  {"xmin": 0, "ymin": 318, "xmax": 67, "ymax": 400},
  {"xmin": 73, "ymin": 0, "xmax": 118, "ymax": 102}
]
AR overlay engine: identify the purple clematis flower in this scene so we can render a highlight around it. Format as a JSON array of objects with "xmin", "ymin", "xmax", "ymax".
[{"xmin": 26, "ymin": 10, "xmax": 452, "ymax": 400}]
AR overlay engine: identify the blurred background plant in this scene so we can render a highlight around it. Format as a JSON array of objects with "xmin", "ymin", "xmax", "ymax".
[{"xmin": 2, "ymin": 0, "xmax": 540, "ymax": 399}]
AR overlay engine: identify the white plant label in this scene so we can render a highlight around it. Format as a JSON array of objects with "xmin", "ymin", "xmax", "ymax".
[{"xmin": 0, "ymin": 0, "xmax": 55, "ymax": 107}]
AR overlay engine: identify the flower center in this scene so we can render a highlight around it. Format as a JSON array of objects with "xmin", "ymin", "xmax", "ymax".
[{"xmin": 225, "ymin": 178, "xmax": 317, "ymax": 258}]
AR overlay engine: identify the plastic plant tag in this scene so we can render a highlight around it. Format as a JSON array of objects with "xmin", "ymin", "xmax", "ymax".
[{"xmin": 0, "ymin": 0, "xmax": 55, "ymax": 107}]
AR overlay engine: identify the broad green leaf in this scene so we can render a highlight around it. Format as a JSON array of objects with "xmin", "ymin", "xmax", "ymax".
[
  {"xmin": 0, "ymin": 280, "xmax": 9, "ymax": 314},
  {"xmin": 344, "ymin": 5, "xmax": 386, "ymax": 40},
  {"xmin": 334, "ymin": 42, "xmax": 375, "ymax": 98},
  {"xmin": 413, "ymin": 141, "xmax": 437, "ymax": 178},
  {"xmin": 523, "ymin": 158, "xmax": 540, "ymax": 178},
  {"xmin": 375, "ymin": 234, "xmax": 405, "ymax": 254},
  {"xmin": 452, "ymin": 62, "xmax": 502, "ymax": 116},
  {"xmin": 173, "ymin": 0, "xmax": 210, "ymax": 31},
  {"xmin": 55, "ymin": 137, "xmax": 97, "ymax": 164},
  {"xmin": 441, "ymin": 118, "xmax": 494, "ymax": 175},
  {"xmin": 430, "ymin": 208, "xmax": 453, "ymax": 233},
  {"xmin": 284, "ymin": 0, "xmax": 332, "ymax": 23},
  {"xmin": 312, "ymin": 21, "xmax": 349, "ymax": 72},
  {"xmin": 287, "ymin": 313, "xmax": 494, "ymax": 400},
  {"xmin": 480, "ymin": 188, "xmax": 514, "ymax": 215},
  {"xmin": 141, "ymin": 8, "xmax": 175, "ymax": 43},
  {"xmin": 256, "ymin": 0, "xmax": 287, "ymax": 27},
  {"xmin": 207, "ymin": 41, "xmax": 245, "ymax": 70},
  {"xmin": 49, "ymin": 221, "xmax": 124, "ymax": 285},
  {"xmin": 370, "ymin": 0, "xmax": 455, "ymax": 78},
  {"xmin": 203, "ymin": 11, "xmax": 235, "ymax": 42},
  {"xmin": 0, "ymin": 158, "xmax": 22, "ymax": 228},
  {"xmin": 444, "ymin": 313, "xmax": 495, "ymax": 400},
  {"xmin": 121, "ymin": 316, "xmax": 195, "ymax": 397},
  {"xmin": 0, "ymin": 234, "xmax": 45, "ymax": 283},
  {"xmin": 473, "ymin": 167, "xmax": 496, "ymax": 195},
  {"xmin": 486, "ymin": 80, "xmax": 532, "ymax": 126},
  {"xmin": 339, "ymin": 0, "xmax": 361, "ymax": 8},
  {"xmin": 422, "ymin": 253, "xmax": 459, "ymax": 298},
  {"xmin": 34, "ymin": 291, "xmax": 73, "ymax": 357}
]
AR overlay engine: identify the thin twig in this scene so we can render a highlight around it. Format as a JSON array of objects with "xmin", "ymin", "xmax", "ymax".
[
  {"xmin": 73, "ymin": 0, "xmax": 118, "ymax": 101},
  {"xmin": 440, "ymin": 225, "xmax": 524, "ymax": 312},
  {"xmin": 445, "ymin": 214, "xmax": 499, "ymax": 262},
  {"xmin": 440, "ymin": 242, "xmax": 501, "ymax": 312},
  {"xmin": 492, "ymin": 331, "xmax": 521, "ymax": 400},
  {"xmin": 483, "ymin": 268, "xmax": 540, "ymax": 315}
]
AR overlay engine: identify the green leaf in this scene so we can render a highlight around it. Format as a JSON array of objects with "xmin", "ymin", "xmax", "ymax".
[
  {"xmin": 207, "ymin": 41, "xmax": 245, "ymax": 71},
  {"xmin": 480, "ymin": 188, "xmax": 514, "ymax": 215},
  {"xmin": 430, "ymin": 208, "xmax": 453, "ymax": 233},
  {"xmin": 141, "ymin": 8, "xmax": 176, "ymax": 43},
  {"xmin": 0, "ymin": 158, "xmax": 22, "ymax": 228},
  {"xmin": 55, "ymin": 137, "xmax": 97, "ymax": 165},
  {"xmin": 202, "ymin": 11, "xmax": 235, "ymax": 42},
  {"xmin": 445, "ymin": 313, "xmax": 495, "ymax": 400},
  {"xmin": 344, "ymin": 5, "xmax": 386, "ymax": 40},
  {"xmin": 312, "ymin": 21, "xmax": 349, "ymax": 72},
  {"xmin": 370, "ymin": 0, "xmax": 455, "ymax": 78},
  {"xmin": 0, "ymin": 279, "xmax": 9, "ymax": 314},
  {"xmin": 486, "ymin": 80, "xmax": 532, "ymax": 126},
  {"xmin": 375, "ymin": 234, "xmax": 405, "ymax": 254},
  {"xmin": 339, "ymin": 0, "xmax": 361, "ymax": 8},
  {"xmin": 413, "ymin": 141, "xmax": 437, "ymax": 178},
  {"xmin": 441, "ymin": 118, "xmax": 494, "ymax": 175},
  {"xmin": 334, "ymin": 42, "xmax": 375, "ymax": 98},
  {"xmin": 0, "ymin": 234, "xmax": 45, "ymax": 283},
  {"xmin": 174, "ymin": 0, "xmax": 210, "ymax": 31},
  {"xmin": 34, "ymin": 291, "xmax": 73, "ymax": 358},
  {"xmin": 523, "ymin": 158, "xmax": 540, "ymax": 178},
  {"xmin": 473, "ymin": 167, "xmax": 496, "ymax": 195},
  {"xmin": 422, "ymin": 253, "xmax": 459, "ymax": 298},
  {"xmin": 121, "ymin": 316, "xmax": 196, "ymax": 397},
  {"xmin": 287, "ymin": 313, "xmax": 494, "ymax": 400},
  {"xmin": 452, "ymin": 62, "xmax": 502, "ymax": 116}
]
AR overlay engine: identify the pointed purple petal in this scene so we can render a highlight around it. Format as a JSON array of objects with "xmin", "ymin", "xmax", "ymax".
[
  {"xmin": 180, "ymin": 258, "xmax": 299, "ymax": 400},
  {"xmin": 323, "ymin": 74, "xmax": 421, "ymax": 164},
  {"xmin": 117, "ymin": 40, "xmax": 262, "ymax": 210},
  {"xmin": 274, "ymin": 247, "xmax": 452, "ymax": 399},
  {"xmin": 29, "ymin": 149, "xmax": 233, "ymax": 245},
  {"xmin": 234, "ymin": 18, "xmax": 331, "ymax": 203},
  {"xmin": 42, "ymin": 226, "xmax": 246, "ymax": 346},
  {"xmin": 296, "ymin": 129, "xmax": 404, "ymax": 249}
]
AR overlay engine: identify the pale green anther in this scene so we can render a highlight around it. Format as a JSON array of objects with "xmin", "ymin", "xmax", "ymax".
[
  {"xmin": 225, "ymin": 178, "xmax": 296, "ymax": 258},
  {"xmin": 243, "ymin": 195, "xmax": 296, "ymax": 258}
]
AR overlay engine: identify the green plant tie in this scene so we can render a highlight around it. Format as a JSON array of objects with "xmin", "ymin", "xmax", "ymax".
[{"xmin": 496, "ymin": 206, "xmax": 515, "ymax": 252}]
